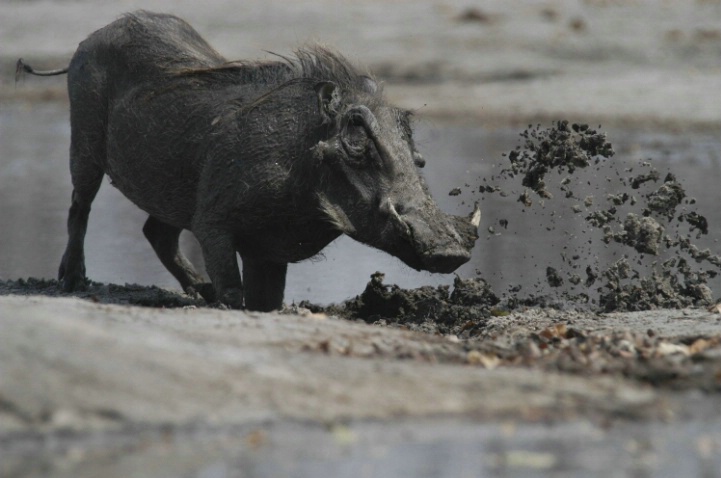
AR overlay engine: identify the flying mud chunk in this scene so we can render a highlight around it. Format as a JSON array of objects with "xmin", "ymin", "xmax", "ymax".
[
  {"xmin": 631, "ymin": 168, "xmax": 660, "ymax": 189},
  {"xmin": 19, "ymin": 11, "xmax": 480, "ymax": 311},
  {"xmin": 506, "ymin": 121, "xmax": 614, "ymax": 200},
  {"xmin": 618, "ymin": 213, "xmax": 665, "ymax": 255},
  {"xmin": 645, "ymin": 174, "xmax": 685, "ymax": 219},
  {"xmin": 679, "ymin": 211, "xmax": 709, "ymax": 237},
  {"xmin": 546, "ymin": 267, "xmax": 564, "ymax": 287}
]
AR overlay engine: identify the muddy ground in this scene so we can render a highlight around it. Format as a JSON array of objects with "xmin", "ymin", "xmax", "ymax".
[
  {"xmin": 3, "ymin": 277, "xmax": 721, "ymax": 397},
  {"xmin": 2, "ymin": 279, "xmax": 721, "ymax": 476}
]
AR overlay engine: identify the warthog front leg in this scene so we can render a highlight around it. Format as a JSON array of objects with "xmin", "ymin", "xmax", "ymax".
[
  {"xmin": 242, "ymin": 257, "xmax": 287, "ymax": 312},
  {"xmin": 193, "ymin": 224, "xmax": 244, "ymax": 309}
]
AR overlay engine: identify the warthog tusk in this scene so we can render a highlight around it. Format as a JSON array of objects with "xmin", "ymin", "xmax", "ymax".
[{"xmin": 388, "ymin": 200, "xmax": 412, "ymax": 237}]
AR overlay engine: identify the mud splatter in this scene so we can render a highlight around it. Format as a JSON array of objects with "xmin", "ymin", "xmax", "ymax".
[
  {"xmin": 20, "ymin": 108, "xmax": 721, "ymax": 320},
  {"xmin": 598, "ymin": 258, "xmax": 713, "ymax": 312},
  {"xmin": 473, "ymin": 121, "xmax": 721, "ymax": 312},
  {"xmin": 546, "ymin": 267, "xmax": 564, "ymax": 287},
  {"xmin": 133, "ymin": 120, "xmax": 718, "ymax": 330},
  {"xmin": 504, "ymin": 121, "xmax": 614, "ymax": 199}
]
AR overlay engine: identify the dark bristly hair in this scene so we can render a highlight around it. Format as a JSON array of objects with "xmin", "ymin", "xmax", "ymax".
[{"xmin": 174, "ymin": 45, "xmax": 380, "ymax": 99}]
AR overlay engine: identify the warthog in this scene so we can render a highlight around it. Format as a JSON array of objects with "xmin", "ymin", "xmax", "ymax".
[{"xmin": 18, "ymin": 11, "xmax": 480, "ymax": 311}]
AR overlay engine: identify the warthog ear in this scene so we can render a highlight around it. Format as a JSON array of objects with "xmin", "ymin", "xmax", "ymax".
[{"xmin": 315, "ymin": 81, "xmax": 341, "ymax": 124}]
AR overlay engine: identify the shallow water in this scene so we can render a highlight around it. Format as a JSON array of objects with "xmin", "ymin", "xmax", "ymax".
[{"xmin": 1, "ymin": 101, "xmax": 720, "ymax": 304}]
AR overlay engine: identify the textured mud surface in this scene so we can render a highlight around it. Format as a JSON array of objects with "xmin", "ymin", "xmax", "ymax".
[{"xmin": 3, "ymin": 276, "xmax": 721, "ymax": 400}]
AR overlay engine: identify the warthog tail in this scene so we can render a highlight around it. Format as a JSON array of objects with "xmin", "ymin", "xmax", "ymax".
[{"xmin": 16, "ymin": 58, "xmax": 69, "ymax": 82}]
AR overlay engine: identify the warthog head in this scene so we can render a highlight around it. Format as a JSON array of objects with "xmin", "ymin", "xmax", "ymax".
[{"xmin": 309, "ymin": 57, "xmax": 480, "ymax": 273}]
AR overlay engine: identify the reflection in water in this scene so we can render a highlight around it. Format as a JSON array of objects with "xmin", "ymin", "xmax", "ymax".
[{"xmin": 2, "ymin": 101, "xmax": 720, "ymax": 304}]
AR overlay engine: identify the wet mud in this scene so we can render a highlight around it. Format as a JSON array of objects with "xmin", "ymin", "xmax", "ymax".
[{"xmin": 296, "ymin": 272, "xmax": 721, "ymax": 392}]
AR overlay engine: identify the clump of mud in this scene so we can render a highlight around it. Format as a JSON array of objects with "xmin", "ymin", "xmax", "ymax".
[
  {"xmin": 300, "ymin": 272, "xmax": 501, "ymax": 336},
  {"xmin": 505, "ymin": 121, "xmax": 614, "ymax": 201}
]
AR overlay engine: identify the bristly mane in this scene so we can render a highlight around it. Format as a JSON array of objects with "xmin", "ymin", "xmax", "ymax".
[
  {"xmin": 175, "ymin": 45, "xmax": 379, "ymax": 97},
  {"xmin": 289, "ymin": 46, "xmax": 375, "ymax": 92}
]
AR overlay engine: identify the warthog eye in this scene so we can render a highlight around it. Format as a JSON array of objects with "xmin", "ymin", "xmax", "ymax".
[{"xmin": 342, "ymin": 113, "xmax": 370, "ymax": 158}]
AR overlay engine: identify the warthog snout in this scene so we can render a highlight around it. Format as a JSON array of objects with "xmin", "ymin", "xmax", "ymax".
[
  {"xmin": 385, "ymin": 200, "xmax": 480, "ymax": 273},
  {"xmin": 419, "ymin": 243, "xmax": 473, "ymax": 274}
]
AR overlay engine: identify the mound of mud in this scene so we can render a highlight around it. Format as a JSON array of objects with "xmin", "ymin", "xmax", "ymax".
[
  {"xmin": 300, "ymin": 272, "xmax": 577, "ymax": 337},
  {"xmin": 301, "ymin": 272, "xmax": 497, "ymax": 334}
]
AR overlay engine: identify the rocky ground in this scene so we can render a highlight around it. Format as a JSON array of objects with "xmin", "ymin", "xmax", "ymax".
[{"xmin": 3, "ymin": 0, "xmax": 721, "ymax": 476}]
